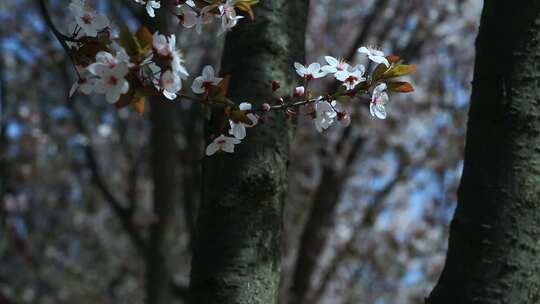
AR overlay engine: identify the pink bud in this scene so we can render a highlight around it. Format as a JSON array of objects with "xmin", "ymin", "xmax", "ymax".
[
  {"xmin": 293, "ymin": 86, "xmax": 305, "ymax": 98},
  {"xmin": 271, "ymin": 81, "xmax": 281, "ymax": 92},
  {"xmin": 261, "ymin": 103, "xmax": 271, "ymax": 112},
  {"xmin": 277, "ymin": 97, "xmax": 285, "ymax": 105}
]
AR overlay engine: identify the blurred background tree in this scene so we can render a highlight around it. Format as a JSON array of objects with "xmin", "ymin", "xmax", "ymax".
[{"xmin": 0, "ymin": 0, "xmax": 481, "ymax": 303}]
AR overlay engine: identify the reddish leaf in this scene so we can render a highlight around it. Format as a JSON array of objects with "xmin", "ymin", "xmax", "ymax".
[
  {"xmin": 132, "ymin": 96, "xmax": 145, "ymax": 116},
  {"xmin": 387, "ymin": 81, "xmax": 414, "ymax": 93}
]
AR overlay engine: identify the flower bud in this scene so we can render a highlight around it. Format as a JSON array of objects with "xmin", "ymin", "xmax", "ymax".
[
  {"xmin": 261, "ymin": 103, "xmax": 271, "ymax": 112},
  {"xmin": 271, "ymin": 81, "xmax": 281, "ymax": 92},
  {"xmin": 293, "ymin": 86, "xmax": 305, "ymax": 98}
]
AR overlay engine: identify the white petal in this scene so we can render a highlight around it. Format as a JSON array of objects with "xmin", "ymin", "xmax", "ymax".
[
  {"xmin": 163, "ymin": 90, "xmax": 177, "ymax": 100},
  {"xmin": 321, "ymin": 65, "xmax": 338, "ymax": 74},
  {"xmin": 358, "ymin": 46, "xmax": 370, "ymax": 55},
  {"xmin": 222, "ymin": 142, "xmax": 235, "ymax": 153},
  {"xmin": 307, "ymin": 62, "xmax": 321, "ymax": 74},
  {"xmin": 335, "ymin": 70, "xmax": 349, "ymax": 82},
  {"xmin": 239, "ymin": 102, "xmax": 252, "ymax": 111},
  {"xmin": 229, "ymin": 121, "xmax": 246, "ymax": 139},
  {"xmin": 324, "ymin": 56, "xmax": 339, "ymax": 67},
  {"xmin": 205, "ymin": 142, "xmax": 219, "ymax": 156},
  {"xmin": 191, "ymin": 77, "xmax": 205, "ymax": 94},
  {"xmin": 202, "ymin": 65, "xmax": 215, "ymax": 80},
  {"xmin": 105, "ymin": 89, "xmax": 120, "ymax": 104},
  {"xmin": 69, "ymin": 82, "xmax": 78, "ymax": 97},
  {"xmin": 246, "ymin": 113, "xmax": 258, "ymax": 127},
  {"xmin": 371, "ymin": 56, "xmax": 390, "ymax": 68}
]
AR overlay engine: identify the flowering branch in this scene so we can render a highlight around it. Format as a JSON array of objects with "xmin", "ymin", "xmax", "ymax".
[{"xmin": 50, "ymin": 0, "xmax": 416, "ymax": 157}]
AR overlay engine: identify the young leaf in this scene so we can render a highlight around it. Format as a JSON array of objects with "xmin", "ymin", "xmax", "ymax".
[
  {"xmin": 383, "ymin": 64, "xmax": 417, "ymax": 78},
  {"xmin": 136, "ymin": 26, "xmax": 153, "ymax": 56},
  {"xmin": 387, "ymin": 81, "xmax": 415, "ymax": 93},
  {"xmin": 132, "ymin": 96, "xmax": 145, "ymax": 116},
  {"xmin": 235, "ymin": 0, "xmax": 259, "ymax": 20},
  {"xmin": 119, "ymin": 26, "xmax": 140, "ymax": 58}
]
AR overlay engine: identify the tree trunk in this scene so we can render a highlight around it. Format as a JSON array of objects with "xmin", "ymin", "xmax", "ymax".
[
  {"xmin": 427, "ymin": 2, "xmax": 540, "ymax": 303},
  {"xmin": 189, "ymin": 1, "xmax": 309, "ymax": 303},
  {"xmin": 145, "ymin": 10, "xmax": 177, "ymax": 304}
]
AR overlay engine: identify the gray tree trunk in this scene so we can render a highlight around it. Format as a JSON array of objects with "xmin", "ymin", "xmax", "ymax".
[
  {"xmin": 189, "ymin": 1, "xmax": 309, "ymax": 303},
  {"xmin": 427, "ymin": 2, "xmax": 540, "ymax": 303}
]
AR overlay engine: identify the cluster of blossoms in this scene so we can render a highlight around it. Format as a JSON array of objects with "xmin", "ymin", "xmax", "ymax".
[
  {"xmin": 134, "ymin": 0, "xmax": 258, "ymax": 35},
  {"xmin": 53, "ymin": 0, "xmax": 415, "ymax": 157},
  {"xmin": 203, "ymin": 46, "xmax": 415, "ymax": 155},
  {"xmin": 66, "ymin": 0, "xmax": 190, "ymax": 113}
]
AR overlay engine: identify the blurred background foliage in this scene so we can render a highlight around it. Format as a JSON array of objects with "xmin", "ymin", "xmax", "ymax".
[{"xmin": 0, "ymin": 0, "xmax": 481, "ymax": 303}]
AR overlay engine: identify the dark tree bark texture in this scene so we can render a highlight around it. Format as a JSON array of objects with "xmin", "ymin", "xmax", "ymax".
[
  {"xmin": 189, "ymin": 1, "xmax": 310, "ymax": 303},
  {"xmin": 427, "ymin": 2, "xmax": 540, "ymax": 304}
]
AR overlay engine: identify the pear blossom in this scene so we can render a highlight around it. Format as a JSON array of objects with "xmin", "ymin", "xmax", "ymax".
[
  {"xmin": 218, "ymin": 0, "xmax": 244, "ymax": 35},
  {"xmin": 229, "ymin": 102, "xmax": 258, "ymax": 139},
  {"xmin": 337, "ymin": 65, "xmax": 366, "ymax": 91},
  {"xmin": 358, "ymin": 46, "xmax": 390, "ymax": 67},
  {"xmin": 294, "ymin": 62, "xmax": 325, "ymax": 80},
  {"xmin": 313, "ymin": 99, "xmax": 337, "ymax": 132},
  {"xmin": 321, "ymin": 56, "xmax": 350, "ymax": 80},
  {"xmin": 205, "ymin": 135, "xmax": 241, "ymax": 156},
  {"xmin": 192, "ymin": 65, "xmax": 223, "ymax": 94},
  {"xmin": 69, "ymin": 0, "xmax": 109, "ymax": 37},
  {"xmin": 370, "ymin": 83, "xmax": 389, "ymax": 119}
]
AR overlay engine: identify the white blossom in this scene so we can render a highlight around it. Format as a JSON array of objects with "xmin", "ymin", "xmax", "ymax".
[
  {"xmin": 294, "ymin": 62, "xmax": 325, "ymax": 80},
  {"xmin": 175, "ymin": 4, "xmax": 213, "ymax": 34},
  {"xmin": 313, "ymin": 99, "xmax": 337, "ymax": 132},
  {"xmin": 370, "ymin": 83, "xmax": 389, "ymax": 119},
  {"xmin": 205, "ymin": 135, "xmax": 241, "ymax": 156},
  {"xmin": 192, "ymin": 65, "xmax": 223, "ymax": 94},
  {"xmin": 160, "ymin": 70, "xmax": 182, "ymax": 100},
  {"xmin": 321, "ymin": 56, "xmax": 350, "ymax": 80},
  {"xmin": 69, "ymin": 67, "xmax": 97, "ymax": 97},
  {"xmin": 337, "ymin": 65, "xmax": 366, "ymax": 91},
  {"xmin": 152, "ymin": 32, "xmax": 175, "ymax": 57},
  {"xmin": 69, "ymin": 0, "xmax": 109, "ymax": 37},
  {"xmin": 94, "ymin": 65, "xmax": 129, "ymax": 103},
  {"xmin": 358, "ymin": 46, "xmax": 390, "ymax": 67},
  {"xmin": 88, "ymin": 52, "xmax": 130, "ymax": 103},
  {"xmin": 133, "ymin": 0, "xmax": 161, "ymax": 18},
  {"xmin": 218, "ymin": 0, "xmax": 244, "ymax": 35},
  {"xmin": 228, "ymin": 102, "xmax": 258, "ymax": 139}
]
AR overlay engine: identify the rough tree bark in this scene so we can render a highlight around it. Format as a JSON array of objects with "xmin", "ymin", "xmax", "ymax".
[
  {"xmin": 427, "ymin": 2, "xmax": 540, "ymax": 303},
  {"xmin": 189, "ymin": 1, "xmax": 309, "ymax": 303}
]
